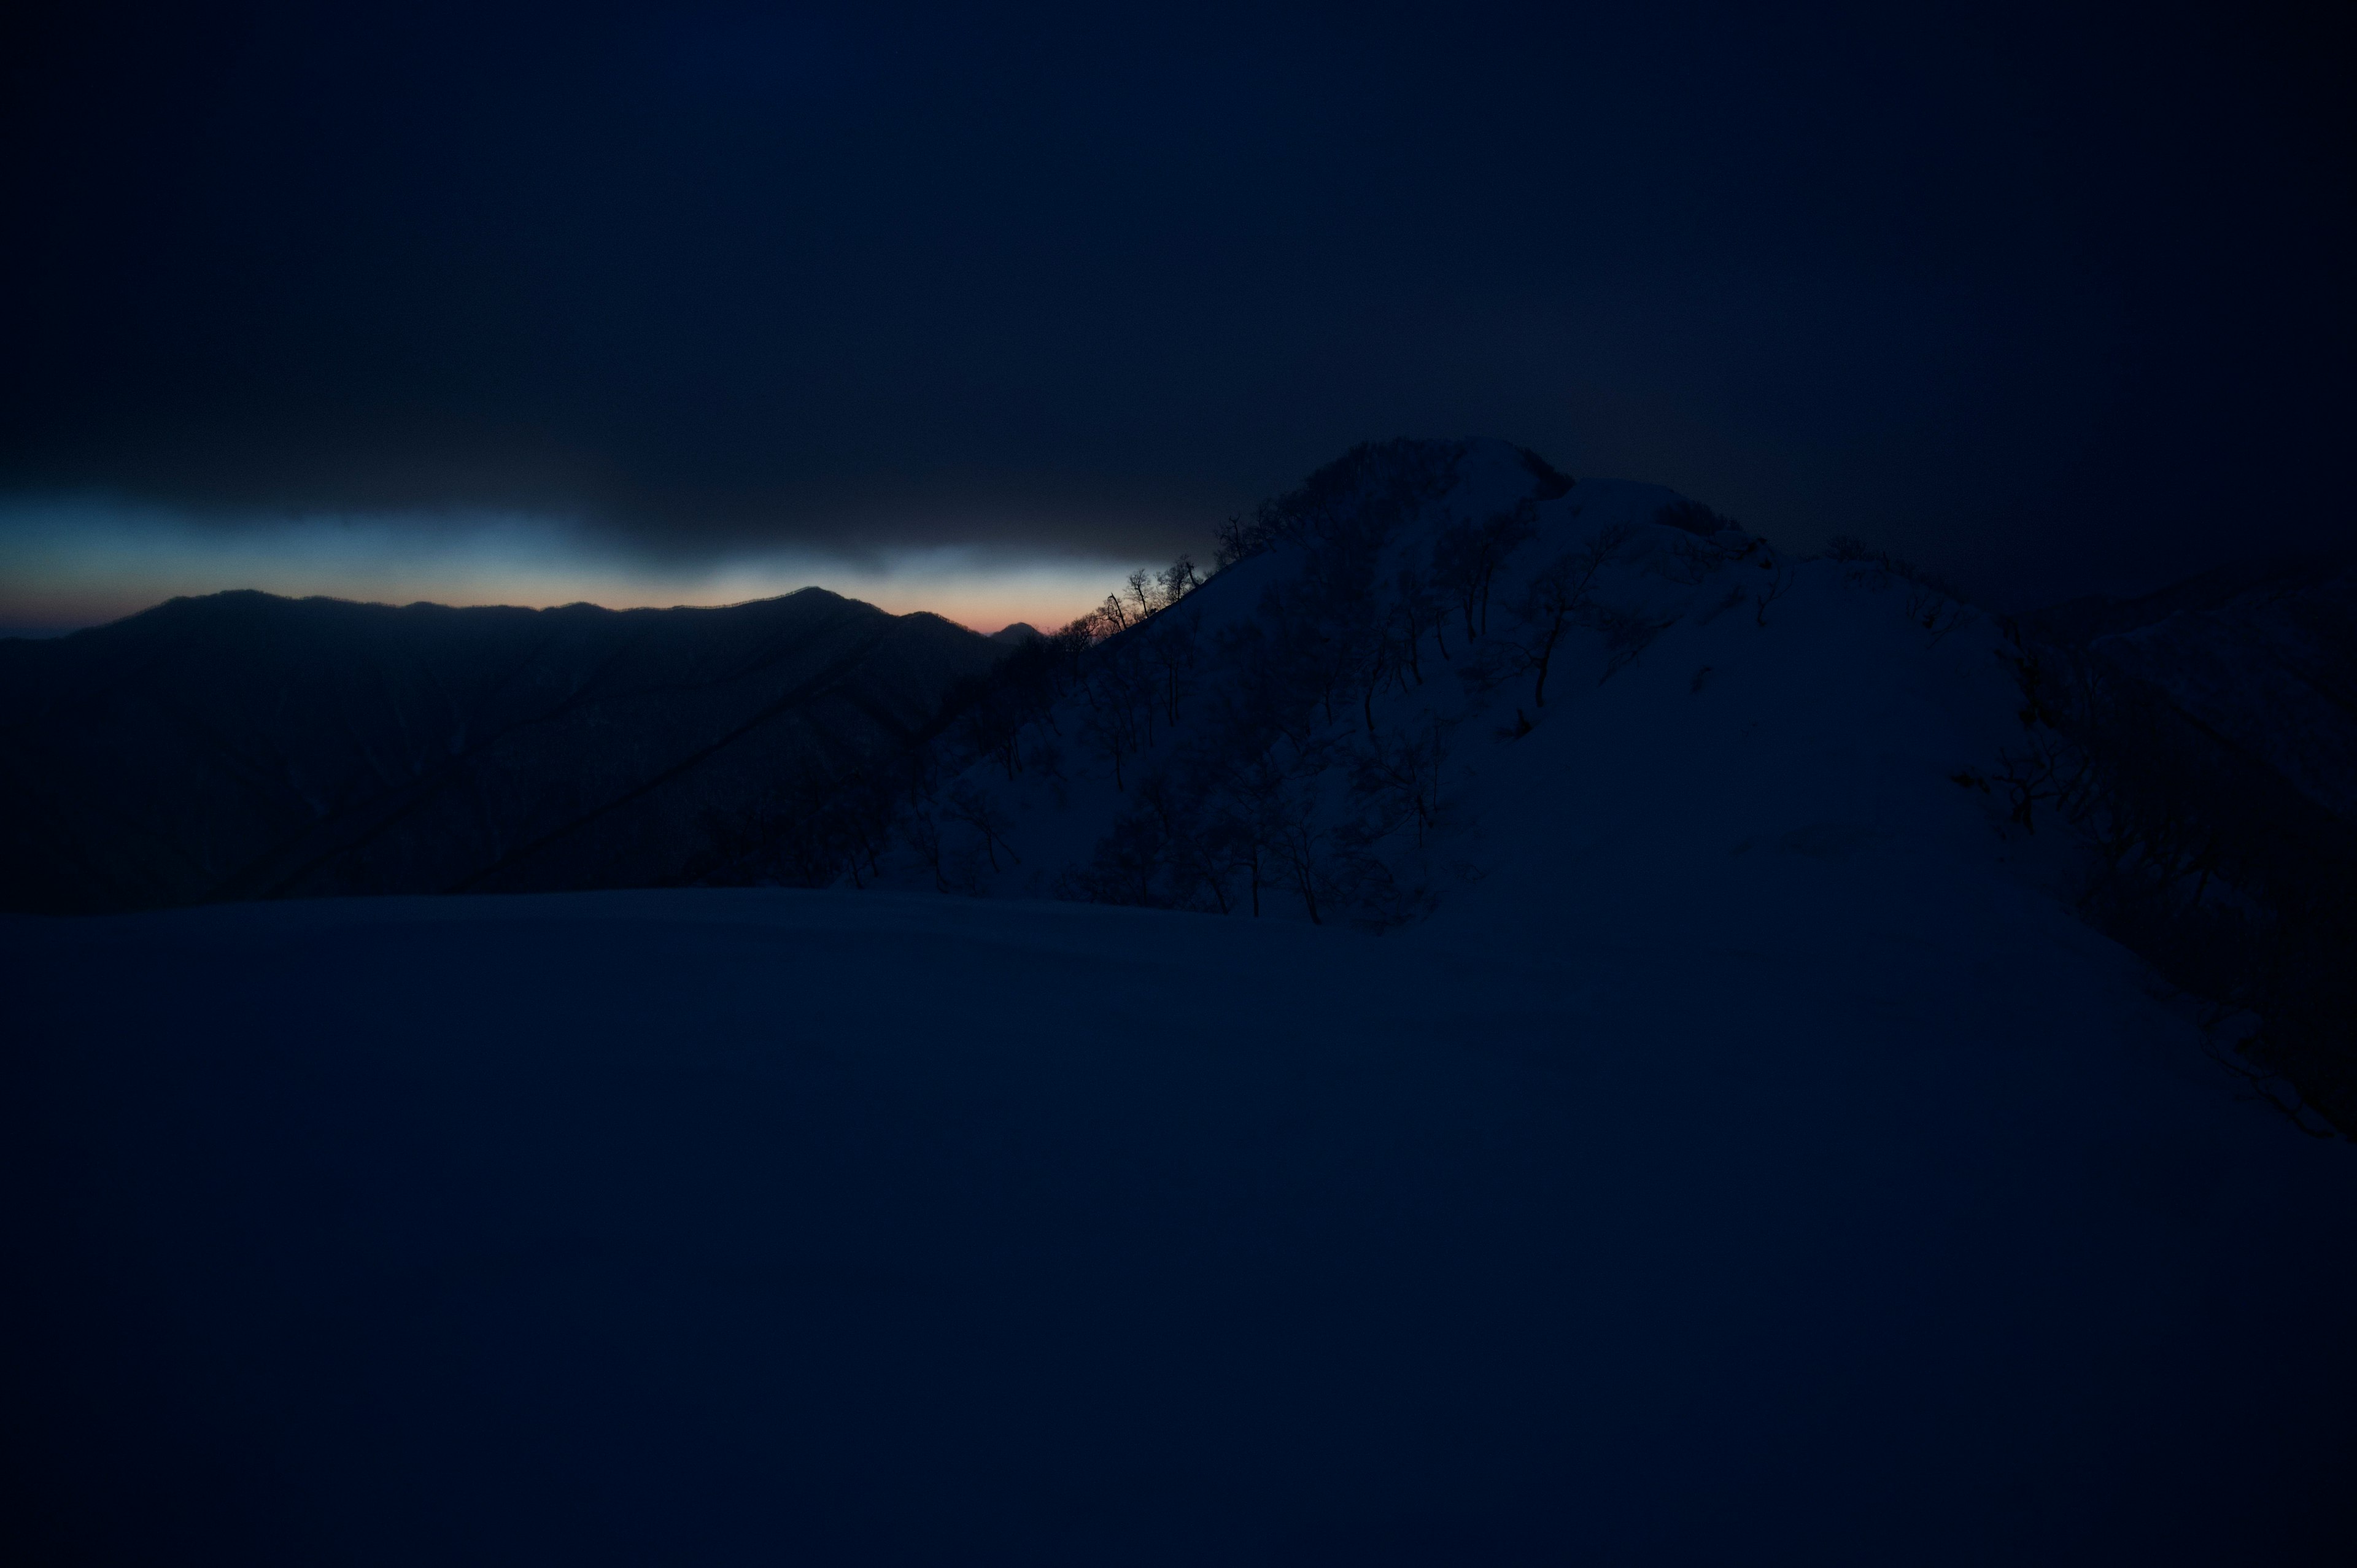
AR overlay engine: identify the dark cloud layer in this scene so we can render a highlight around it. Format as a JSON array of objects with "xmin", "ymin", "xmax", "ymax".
[{"xmin": 4, "ymin": 0, "xmax": 2350, "ymax": 604}]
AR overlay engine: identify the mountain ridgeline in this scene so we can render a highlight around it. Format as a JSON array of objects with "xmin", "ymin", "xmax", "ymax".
[
  {"xmin": 5, "ymin": 437, "xmax": 2349, "ymax": 1131},
  {"xmin": 0, "ymin": 587, "xmax": 1007, "ymax": 913}
]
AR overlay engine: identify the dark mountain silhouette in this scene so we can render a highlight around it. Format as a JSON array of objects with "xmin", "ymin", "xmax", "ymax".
[
  {"xmin": 0, "ymin": 588, "xmax": 1005, "ymax": 913},
  {"xmin": 989, "ymin": 622, "xmax": 1044, "ymax": 644},
  {"xmin": 2012, "ymin": 554, "xmax": 2357, "ymax": 1132},
  {"xmin": 2024, "ymin": 552, "xmax": 2357, "ymax": 822}
]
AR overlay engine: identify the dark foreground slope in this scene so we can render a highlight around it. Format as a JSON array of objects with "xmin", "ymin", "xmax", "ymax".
[
  {"xmin": 0, "ymin": 589, "xmax": 1003, "ymax": 912},
  {"xmin": 6, "ymin": 890, "xmax": 2351, "ymax": 1566}
]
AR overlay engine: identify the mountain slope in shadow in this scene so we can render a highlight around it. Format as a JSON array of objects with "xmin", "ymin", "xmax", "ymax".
[
  {"xmin": 0, "ymin": 588, "xmax": 1004, "ymax": 913},
  {"xmin": 2026, "ymin": 552, "xmax": 2357, "ymax": 821}
]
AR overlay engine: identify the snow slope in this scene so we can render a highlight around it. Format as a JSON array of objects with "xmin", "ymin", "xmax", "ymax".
[
  {"xmin": 7, "ymin": 442, "xmax": 2353, "ymax": 1562},
  {"xmin": 873, "ymin": 440, "xmax": 1991, "ymax": 932},
  {"xmin": 7, "ymin": 887, "xmax": 2351, "ymax": 1564}
]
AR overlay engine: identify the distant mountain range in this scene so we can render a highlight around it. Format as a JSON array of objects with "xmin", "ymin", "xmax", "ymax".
[{"xmin": 0, "ymin": 588, "xmax": 1005, "ymax": 913}]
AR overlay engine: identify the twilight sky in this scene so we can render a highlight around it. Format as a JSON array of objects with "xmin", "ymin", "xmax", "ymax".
[{"xmin": 2, "ymin": 0, "xmax": 2350, "ymax": 635}]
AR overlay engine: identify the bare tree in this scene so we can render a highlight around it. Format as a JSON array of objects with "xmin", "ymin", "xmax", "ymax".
[
  {"xmin": 1078, "ymin": 657, "xmax": 1145, "ymax": 790},
  {"xmin": 1353, "ymin": 714, "xmax": 1448, "ymax": 846},
  {"xmin": 946, "ymin": 779, "xmax": 1021, "ymax": 872},
  {"xmin": 900, "ymin": 804, "xmax": 952, "ymax": 893},
  {"xmin": 1158, "ymin": 553, "xmax": 1203, "ymax": 605},
  {"xmin": 1147, "ymin": 617, "xmax": 1199, "ymax": 727},
  {"xmin": 958, "ymin": 686, "xmax": 1026, "ymax": 781},
  {"xmin": 1664, "ymin": 533, "xmax": 1726, "ymax": 585},
  {"xmin": 1754, "ymin": 562, "xmax": 1793, "ymax": 627},
  {"xmin": 1504, "ymin": 525, "xmax": 1628, "ymax": 706},
  {"xmin": 1433, "ymin": 500, "xmax": 1540, "ymax": 641},
  {"xmin": 1213, "ymin": 513, "xmax": 1253, "ymax": 571}
]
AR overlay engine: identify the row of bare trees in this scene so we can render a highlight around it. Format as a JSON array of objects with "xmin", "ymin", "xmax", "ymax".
[{"xmin": 1059, "ymin": 442, "xmax": 1629, "ymax": 926}]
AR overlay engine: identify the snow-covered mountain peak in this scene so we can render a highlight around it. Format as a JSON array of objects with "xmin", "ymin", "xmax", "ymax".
[{"xmin": 824, "ymin": 436, "xmax": 2003, "ymax": 944}]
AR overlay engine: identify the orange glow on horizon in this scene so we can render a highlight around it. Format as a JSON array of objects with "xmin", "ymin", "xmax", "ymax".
[{"xmin": 0, "ymin": 500, "xmax": 1142, "ymax": 638}]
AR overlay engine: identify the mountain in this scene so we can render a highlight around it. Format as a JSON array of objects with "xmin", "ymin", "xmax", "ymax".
[
  {"xmin": 813, "ymin": 440, "xmax": 1966, "ymax": 927},
  {"xmin": 704, "ymin": 439, "xmax": 2343, "ymax": 1132},
  {"xmin": 0, "ymin": 587, "xmax": 1005, "ymax": 913},
  {"xmin": 989, "ymin": 620, "xmax": 1044, "ymax": 644},
  {"xmin": 2025, "ymin": 553, "xmax": 2357, "ymax": 822},
  {"xmin": 6, "ymin": 440, "xmax": 2352, "ymax": 1559}
]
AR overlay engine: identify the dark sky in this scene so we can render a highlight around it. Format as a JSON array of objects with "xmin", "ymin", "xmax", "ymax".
[{"xmin": 2, "ymin": 0, "xmax": 2351, "ymax": 629}]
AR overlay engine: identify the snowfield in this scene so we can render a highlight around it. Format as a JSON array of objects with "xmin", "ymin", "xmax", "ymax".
[{"xmin": 8, "ymin": 442, "xmax": 2353, "ymax": 1562}]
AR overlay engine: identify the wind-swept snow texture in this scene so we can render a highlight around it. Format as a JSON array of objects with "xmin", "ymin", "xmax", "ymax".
[{"xmin": 7, "ymin": 442, "xmax": 2353, "ymax": 1561}]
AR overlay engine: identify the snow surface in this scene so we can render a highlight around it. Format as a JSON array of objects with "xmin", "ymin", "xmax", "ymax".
[
  {"xmin": 872, "ymin": 443, "xmax": 1918, "ymax": 919},
  {"xmin": 12, "ymin": 878, "xmax": 2353, "ymax": 1560},
  {"xmin": 8, "ymin": 442, "xmax": 2355, "ymax": 1562}
]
